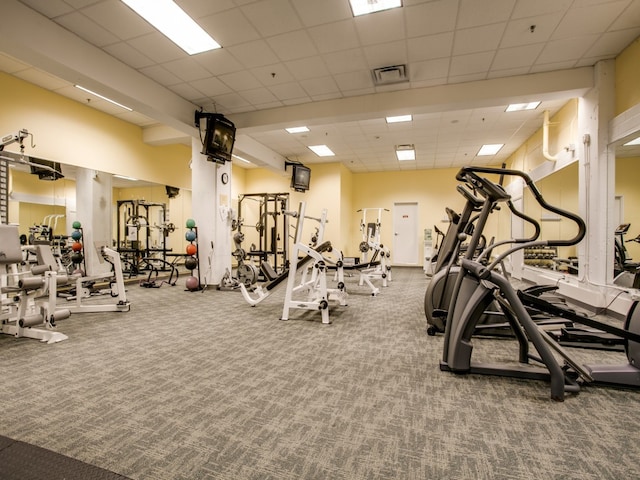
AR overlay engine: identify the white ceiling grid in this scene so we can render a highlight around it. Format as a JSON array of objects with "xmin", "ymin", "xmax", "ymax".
[{"xmin": 0, "ymin": 0, "xmax": 638, "ymax": 173}]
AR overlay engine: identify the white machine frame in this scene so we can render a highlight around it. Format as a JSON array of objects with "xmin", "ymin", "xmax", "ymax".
[
  {"xmin": 1, "ymin": 225, "xmax": 69, "ymax": 344},
  {"xmin": 280, "ymin": 202, "xmax": 347, "ymax": 324}
]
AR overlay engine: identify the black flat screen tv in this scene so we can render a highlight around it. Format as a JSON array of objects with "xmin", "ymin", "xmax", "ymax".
[
  {"xmin": 203, "ymin": 114, "xmax": 236, "ymax": 163},
  {"xmin": 29, "ymin": 157, "xmax": 64, "ymax": 181},
  {"xmin": 291, "ymin": 164, "xmax": 311, "ymax": 192}
]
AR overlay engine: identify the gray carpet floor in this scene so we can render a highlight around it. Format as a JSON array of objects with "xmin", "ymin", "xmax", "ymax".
[{"xmin": 1, "ymin": 266, "xmax": 639, "ymax": 479}]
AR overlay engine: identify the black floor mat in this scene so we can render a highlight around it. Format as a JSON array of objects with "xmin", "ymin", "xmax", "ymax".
[{"xmin": 0, "ymin": 435, "xmax": 131, "ymax": 480}]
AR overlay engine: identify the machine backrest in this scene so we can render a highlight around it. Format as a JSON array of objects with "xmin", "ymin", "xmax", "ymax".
[
  {"xmin": 36, "ymin": 244, "xmax": 58, "ymax": 270},
  {"xmin": 0, "ymin": 225, "xmax": 23, "ymax": 265}
]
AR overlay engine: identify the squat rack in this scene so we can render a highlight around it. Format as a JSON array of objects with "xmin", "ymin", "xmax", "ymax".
[{"xmin": 236, "ymin": 192, "xmax": 290, "ymax": 274}]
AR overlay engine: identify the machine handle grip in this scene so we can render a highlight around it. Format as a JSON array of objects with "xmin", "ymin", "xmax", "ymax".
[{"xmin": 457, "ymin": 166, "xmax": 586, "ymax": 247}]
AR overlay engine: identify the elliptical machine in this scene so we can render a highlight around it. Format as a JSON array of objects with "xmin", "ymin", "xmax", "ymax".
[
  {"xmin": 424, "ymin": 177, "xmax": 544, "ymax": 337},
  {"xmin": 439, "ymin": 166, "xmax": 640, "ymax": 401}
]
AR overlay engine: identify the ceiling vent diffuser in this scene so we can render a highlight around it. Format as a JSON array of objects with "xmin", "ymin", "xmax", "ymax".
[{"xmin": 372, "ymin": 64, "xmax": 409, "ymax": 85}]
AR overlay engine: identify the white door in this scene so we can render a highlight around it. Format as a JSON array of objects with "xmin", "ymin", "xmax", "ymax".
[{"xmin": 393, "ymin": 202, "xmax": 419, "ymax": 265}]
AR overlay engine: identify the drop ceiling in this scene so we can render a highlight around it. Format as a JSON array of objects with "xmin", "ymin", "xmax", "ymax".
[{"xmin": 1, "ymin": 0, "xmax": 640, "ymax": 175}]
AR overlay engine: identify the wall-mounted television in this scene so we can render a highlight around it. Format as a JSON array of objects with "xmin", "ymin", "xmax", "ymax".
[
  {"xmin": 29, "ymin": 157, "xmax": 64, "ymax": 181},
  {"xmin": 203, "ymin": 114, "xmax": 236, "ymax": 163},
  {"xmin": 290, "ymin": 164, "xmax": 311, "ymax": 192}
]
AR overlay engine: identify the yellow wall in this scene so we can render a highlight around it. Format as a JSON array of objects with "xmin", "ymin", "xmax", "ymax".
[
  {"xmin": 507, "ymin": 100, "xmax": 578, "ymax": 173},
  {"xmin": 616, "ymin": 156, "xmax": 640, "ymax": 260},
  {"xmin": 9, "ymin": 169, "xmax": 75, "ymax": 236},
  {"xmin": 616, "ymin": 36, "xmax": 640, "ymax": 115},
  {"xmin": 351, "ymin": 167, "xmax": 471, "ymax": 261},
  {"xmin": 523, "ymin": 162, "xmax": 580, "ymax": 258},
  {"xmin": 113, "ymin": 185, "xmax": 192, "ymax": 253},
  {"xmin": 0, "ymin": 72, "xmax": 192, "ymax": 188},
  {"xmin": 504, "ymin": 100, "xmax": 580, "ymax": 259},
  {"xmin": 238, "ymin": 163, "xmax": 344, "ymax": 259}
]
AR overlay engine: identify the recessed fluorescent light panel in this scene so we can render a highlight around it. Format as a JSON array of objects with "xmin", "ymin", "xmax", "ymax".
[
  {"xmin": 285, "ymin": 126, "xmax": 310, "ymax": 133},
  {"xmin": 395, "ymin": 144, "xmax": 415, "ymax": 161},
  {"xmin": 505, "ymin": 102, "xmax": 541, "ymax": 112},
  {"xmin": 232, "ymin": 154, "xmax": 251, "ymax": 164},
  {"xmin": 386, "ymin": 115, "xmax": 412, "ymax": 124},
  {"xmin": 623, "ymin": 136, "xmax": 640, "ymax": 146},
  {"xmin": 350, "ymin": 0, "xmax": 402, "ymax": 16},
  {"xmin": 308, "ymin": 145, "xmax": 335, "ymax": 157},
  {"xmin": 121, "ymin": 0, "xmax": 221, "ymax": 55},
  {"xmin": 113, "ymin": 174, "xmax": 138, "ymax": 181},
  {"xmin": 74, "ymin": 85, "xmax": 133, "ymax": 111},
  {"xmin": 477, "ymin": 144, "xmax": 504, "ymax": 156}
]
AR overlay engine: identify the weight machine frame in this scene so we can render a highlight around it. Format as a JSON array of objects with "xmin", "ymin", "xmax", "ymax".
[
  {"xmin": 116, "ymin": 200, "xmax": 170, "ymax": 275},
  {"xmin": 236, "ymin": 192, "xmax": 290, "ymax": 276}
]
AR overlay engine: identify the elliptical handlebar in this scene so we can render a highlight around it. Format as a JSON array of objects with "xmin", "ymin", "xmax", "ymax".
[
  {"xmin": 507, "ymin": 199, "xmax": 541, "ymax": 243},
  {"xmin": 455, "ymin": 169, "xmax": 511, "ymax": 203},
  {"xmin": 457, "ymin": 166, "xmax": 586, "ymax": 248}
]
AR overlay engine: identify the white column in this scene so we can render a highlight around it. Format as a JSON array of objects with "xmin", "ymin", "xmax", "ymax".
[
  {"xmin": 190, "ymin": 138, "xmax": 231, "ymax": 286},
  {"xmin": 577, "ymin": 59, "xmax": 616, "ymax": 286},
  {"xmin": 75, "ymin": 167, "xmax": 112, "ymax": 276}
]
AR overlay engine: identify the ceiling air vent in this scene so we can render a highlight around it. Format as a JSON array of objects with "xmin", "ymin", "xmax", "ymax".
[{"xmin": 372, "ymin": 64, "xmax": 408, "ymax": 85}]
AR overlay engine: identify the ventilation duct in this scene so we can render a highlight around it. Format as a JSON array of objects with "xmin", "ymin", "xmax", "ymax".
[{"xmin": 372, "ymin": 65, "xmax": 408, "ymax": 85}]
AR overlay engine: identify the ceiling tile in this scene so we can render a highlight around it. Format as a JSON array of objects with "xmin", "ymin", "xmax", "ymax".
[
  {"xmin": 500, "ymin": 14, "xmax": 562, "ymax": 48},
  {"xmin": 511, "ymin": 0, "xmax": 572, "ymax": 18},
  {"xmin": 194, "ymin": 49, "xmax": 244, "ymax": 76},
  {"xmin": 405, "ymin": 0, "xmax": 459, "ymax": 37},
  {"xmin": 176, "ymin": 0, "xmax": 236, "ymax": 18},
  {"xmin": 240, "ymin": 0, "xmax": 303, "ymax": 37},
  {"xmin": 127, "ymin": 33, "xmax": 186, "ymax": 63},
  {"xmin": 610, "ymin": 0, "xmax": 640, "ymax": 30},
  {"xmin": 585, "ymin": 28, "xmax": 640, "ymax": 57},
  {"xmin": 492, "ymin": 43, "xmax": 545, "ymax": 70},
  {"xmin": 103, "ymin": 42, "xmax": 155, "ymax": 69},
  {"xmin": 407, "ymin": 32, "xmax": 454, "ymax": 62},
  {"xmin": 453, "ymin": 24, "xmax": 507, "ymax": 56},
  {"xmin": 251, "ymin": 64, "xmax": 296, "ymax": 85},
  {"xmin": 163, "ymin": 57, "xmax": 213, "ymax": 82},
  {"xmin": 219, "ymin": 70, "xmax": 262, "ymax": 91},
  {"xmin": 457, "ymin": 0, "xmax": 516, "ymax": 29},
  {"xmin": 362, "ymin": 41, "xmax": 408, "ymax": 69},
  {"xmin": 240, "ymin": 87, "xmax": 279, "ymax": 106},
  {"xmin": 189, "ymin": 77, "xmax": 233, "ymax": 97},
  {"xmin": 300, "ymin": 76, "xmax": 340, "ymax": 96},
  {"xmin": 269, "ymin": 82, "xmax": 309, "ymax": 101},
  {"xmin": 353, "ymin": 8, "xmax": 406, "ymax": 46},
  {"xmin": 55, "ymin": 11, "xmax": 120, "ymax": 47},
  {"xmin": 449, "ymin": 51, "xmax": 495, "ymax": 76},
  {"xmin": 285, "ymin": 56, "xmax": 331, "ymax": 80},
  {"xmin": 168, "ymin": 82, "xmax": 208, "ymax": 102},
  {"xmin": 82, "ymin": 0, "xmax": 154, "ymax": 40},
  {"xmin": 198, "ymin": 8, "xmax": 260, "ymax": 47},
  {"xmin": 322, "ymin": 49, "xmax": 368, "ymax": 75},
  {"xmin": 536, "ymin": 35, "xmax": 599, "ymax": 64},
  {"xmin": 207, "ymin": 92, "xmax": 251, "ymax": 111},
  {"xmin": 552, "ymin": 1, "xmax": 630, "ymax": 39},
  {"xmin": 291, "ymin": 0, "xmax": 352, "ymax": 27},
  {"xmin": 226, "ymin": 40, "xmax": 280, "ymax": 68},
  {"xmin": 333, "ymin": 70, "xmax": 374, "ymax": 92},
  {"xmin": 139, "ymin": 65, "xmax": 183, "ymax": 86},
  {"xmin": 308, "ymin": 20, "xmax": 360, "ymax": 54},
  {"xmin": 267, "ymin": 30, "xmax": 319, "ymax": 61},
  {"xmin": 18, "ymin": 0, "xmax": 74, "ymax": 17},
  {"xmin": 410, "ymin": 58, "xmax": 450, "ymax": 81}
]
